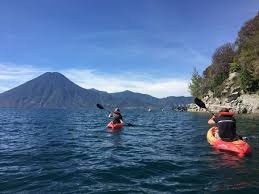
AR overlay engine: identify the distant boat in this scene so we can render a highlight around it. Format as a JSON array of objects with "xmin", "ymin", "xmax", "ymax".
[
  {"xmin": 148, "ymin": 108, "xmax": 152, "ymax": 112},
  {"xmin": 161, "ymin": 108, "xmax": 164, "ymax": 112}
]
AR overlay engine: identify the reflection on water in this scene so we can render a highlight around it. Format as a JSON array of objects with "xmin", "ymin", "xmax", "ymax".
[
  {"xmin": 108, "ymin": 128, "xmax": 123, "ymax": 147},
  {"xmin": 211, "ymin": 150, "xmax": 246, "ymax": 168}
]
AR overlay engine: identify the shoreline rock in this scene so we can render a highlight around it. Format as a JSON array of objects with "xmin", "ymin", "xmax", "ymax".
[{"xmin": 188, "ymin": 94, "xmax": 259, "ymax": 114}]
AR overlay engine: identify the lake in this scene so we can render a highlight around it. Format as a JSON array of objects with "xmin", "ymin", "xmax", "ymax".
[{"xmin": 0, "ymin": 108, "xmax": 258, "ymax": 193}]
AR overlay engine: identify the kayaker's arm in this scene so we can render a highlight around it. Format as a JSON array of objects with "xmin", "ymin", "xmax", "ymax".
[{"xmin": 208, "ymin": 115, "xmax": 216, "ymax": 125}]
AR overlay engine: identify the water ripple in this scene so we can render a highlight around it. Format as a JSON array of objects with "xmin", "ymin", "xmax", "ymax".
[{"xmin": 0, "ymin": 108, "xmax": 258, "ymax": 193}]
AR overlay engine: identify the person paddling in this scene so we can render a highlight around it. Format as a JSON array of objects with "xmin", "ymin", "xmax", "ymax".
[
  {"xmin": 109, "ymin": 108, "xmax": 124, "ymax": 124},
  {"xmin": 208, "ymin": 108, "xmax": 241, "ymax": 141}
]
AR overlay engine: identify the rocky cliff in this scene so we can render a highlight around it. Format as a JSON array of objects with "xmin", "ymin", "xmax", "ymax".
[{"xmin": 188, "ymin": 72, "xmax": 259, "ymax": 114}]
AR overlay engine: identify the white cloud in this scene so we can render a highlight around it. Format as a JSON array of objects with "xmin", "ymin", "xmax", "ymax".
[
  {"xmin": 0, "ymin": 63, "xmax": 190, "ymax": 98},
  {"xmin": 61, "ymin": 68, "xmax": 190, "ymax": 97},
  {"xmin": 0, "ymin": 63, "xmax": 49, "ymax": 93},
  {"xmin": 0, "ymin": 63, "xmax": 48, "ymax": 82},
  {"xmin": 0, "ymin": 86, "xmax": 10, "ymax": 92}
]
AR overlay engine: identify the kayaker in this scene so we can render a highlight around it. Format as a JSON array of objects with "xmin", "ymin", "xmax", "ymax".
[
  {"xmin": 109, "ymin": 108, "xmax": 123, "ymax": 124},
  {"xmin": 208, "ymin": 108, "xmax": 239, "ymax": 141}
]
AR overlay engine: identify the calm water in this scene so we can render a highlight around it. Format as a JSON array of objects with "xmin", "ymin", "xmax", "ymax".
[{"xmin": 0, "ymin": 108, "xmax": 259, "ymax": 193}]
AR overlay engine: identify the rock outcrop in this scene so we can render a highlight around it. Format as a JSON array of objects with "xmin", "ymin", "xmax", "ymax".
[{"xmin": 188, "ymin": 73, "xmax": 259, "ymax": 114}]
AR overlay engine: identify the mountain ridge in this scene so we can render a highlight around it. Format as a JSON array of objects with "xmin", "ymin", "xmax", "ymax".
[{"xmin": 0, "ymin": 72, "xmax": 193, "ymax": 108}]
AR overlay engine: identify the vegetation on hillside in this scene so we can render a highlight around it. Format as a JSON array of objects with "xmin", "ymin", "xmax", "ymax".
[{"xmin": 189, "ymin": 12, "xmax": 259, "ymax": 97}]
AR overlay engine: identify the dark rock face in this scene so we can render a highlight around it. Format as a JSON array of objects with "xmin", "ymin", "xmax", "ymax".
[{"xmin": 0, "ymin": 72, "xmax": 193, "ymax": 108}]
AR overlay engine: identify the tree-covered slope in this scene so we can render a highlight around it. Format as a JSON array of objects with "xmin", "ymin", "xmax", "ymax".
[{"xmin": 189, "ymin": 12, "xmax": 259, "ymax": 98}]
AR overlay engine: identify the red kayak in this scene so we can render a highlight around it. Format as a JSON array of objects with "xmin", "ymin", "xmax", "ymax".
[
  {"xmin": 107, "ymin": 121, "xmax": 124, "ymax": 130},
  {"xmin": 207, "ymin": 127, "xmax": 252, "ymax": 157}
]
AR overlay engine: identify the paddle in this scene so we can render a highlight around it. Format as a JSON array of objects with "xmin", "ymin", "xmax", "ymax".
[
  {"xmin": 96, "ymin": 103, "xmax": 110, "ymax": 113},
  {"xmin": 194, "ymin": 97, "xmax": 215, "ymax": 116},
  {"xmin": 96, "ymin": 103, "xmax": 134, "ymax": 127}
]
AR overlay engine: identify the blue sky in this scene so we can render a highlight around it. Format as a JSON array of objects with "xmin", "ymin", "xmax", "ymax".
[{"xmin": 0, "ymin": 0, "xmax": 258, "ymax": 97}]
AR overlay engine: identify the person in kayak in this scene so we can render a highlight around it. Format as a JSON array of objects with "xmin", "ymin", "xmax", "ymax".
[
  {"xmin": 208, "ymin": 108, "xmax": 239, "ymax": 141},
  {"xmin": 109, "ymin": 108, "xmax": 124, "ymax": 124}
]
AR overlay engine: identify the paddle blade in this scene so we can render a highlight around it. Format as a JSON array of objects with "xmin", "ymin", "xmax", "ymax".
[
  {"xmin": 194, "ymin": 97, "xmax": 206, "ymax": 109},
  {"xmin": 96, "ymin": 103, "xmax": 104, "ymax": 109},
  {"xmin": 127, "ymin": 123, "xmax": 134, "ymax": 127}
]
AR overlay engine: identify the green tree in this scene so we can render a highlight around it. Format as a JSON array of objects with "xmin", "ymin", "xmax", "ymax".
[
  {"xmin": 229, "ymin": 62, "xmax": 241, "ymax": 72},
  {"xmin": 236, "ymin": 12, "xmax": 259, "ymax": 92},
  {"xmin": 211, "ymin": 72, "xmax": 229, "ymax": 97},
  {"xmin": 240, "ymin": 66, "xmax": 259, "ymax": 93},
  {"xmin": 240, "ymin": 67, "xmax": 254, "ymax": 92},
  {"xmin": 188, "ymin": 68, "xmax": 203, "ymax": 97}
]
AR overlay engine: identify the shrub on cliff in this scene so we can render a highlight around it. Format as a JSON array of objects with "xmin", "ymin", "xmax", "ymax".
[
  {"xmin": 230, "ymin": 62, "xmax": 241, "ymax": 73},
  {"xmin": 240, "ymin": 66, "xmax": 259, "ymax": 93},
  {"xmin": 203, "ymin": 43, "xmax": 235, "ymax": 79},
  {"xmin": 211, "ymin": 72, "xmax": 229, "ymax": 90},
  {"xmin": 212, "ymin": 43, "xmax": 235, "ymax": 75}
]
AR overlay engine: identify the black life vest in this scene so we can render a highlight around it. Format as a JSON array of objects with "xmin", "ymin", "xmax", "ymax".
[
  {"xmin": 112, "ymin": 112, "xmax": 123, "ymax": 123},
  {"xmin": 216, "ymin": 112, "xmax": 236, "ymax": 140}
]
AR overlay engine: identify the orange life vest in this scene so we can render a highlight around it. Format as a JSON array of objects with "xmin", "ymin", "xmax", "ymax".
[{"xmin": 218, "ymin": 112, "xmax": 235, "ymax": 117}]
